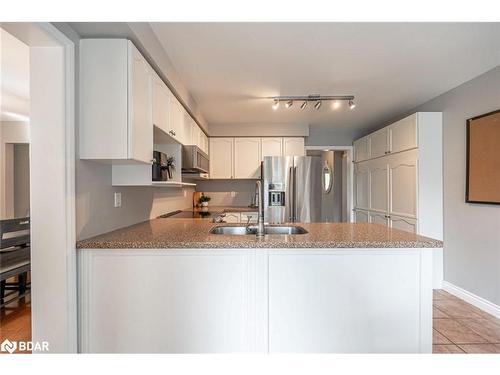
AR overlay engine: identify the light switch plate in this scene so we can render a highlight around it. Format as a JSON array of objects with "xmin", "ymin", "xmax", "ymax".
[
  {"xmin": 230, "ymin": 191, "xmax": 236, "ymax": 198},
  {"xmin": 114, "ymin": 192, "xmax": 122, "ymax": 208}
]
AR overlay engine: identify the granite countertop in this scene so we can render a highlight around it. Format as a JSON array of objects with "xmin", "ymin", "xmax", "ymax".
[{"xmin": 76, "ymin": 217, "xmax": 443, "ymax": 249}]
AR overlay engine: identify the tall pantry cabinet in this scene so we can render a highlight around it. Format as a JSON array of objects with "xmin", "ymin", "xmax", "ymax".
[{"xmin": 353, "ymin": 112, "xmax": 443, "ymax": 287}]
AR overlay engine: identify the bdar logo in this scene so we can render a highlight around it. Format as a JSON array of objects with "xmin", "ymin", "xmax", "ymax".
[{"xmin": 1, "ymin": 339, "xmax": 17, "ymax": 354}]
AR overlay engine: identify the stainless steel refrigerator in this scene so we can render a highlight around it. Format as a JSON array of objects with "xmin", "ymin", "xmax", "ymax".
[{"xmin": 262, "ymin": 156, "xmax": 323, "ymax": 223}]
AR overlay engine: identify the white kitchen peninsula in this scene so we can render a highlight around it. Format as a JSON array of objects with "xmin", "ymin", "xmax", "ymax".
[{"xmin": 77, "ymin": 220, "xmax": 440, "ymax": 353}]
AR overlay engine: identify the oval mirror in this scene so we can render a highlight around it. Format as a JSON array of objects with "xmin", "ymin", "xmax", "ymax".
[{"xmin": 322, "ymin": 161, "xmax": 333, "ymax": 194}]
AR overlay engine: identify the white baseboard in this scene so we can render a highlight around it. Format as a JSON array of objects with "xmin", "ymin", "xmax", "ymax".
[{"xmin": 442, "ymin": 281, "xmax": 500, "ymax": 319}]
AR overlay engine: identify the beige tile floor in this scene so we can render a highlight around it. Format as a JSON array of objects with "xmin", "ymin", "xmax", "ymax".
[{"xmin": 433, "ymin": 289, "xmax": 500, "ymax": 354}]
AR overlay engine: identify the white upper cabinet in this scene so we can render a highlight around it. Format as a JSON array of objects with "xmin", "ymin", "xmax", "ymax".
[
  {"xmin": 353, "ymin": 136, "xmax": 370, "ymax": 162},
  {"xmin": 200, "ymin": 132, "xmax": 209, "ymax": 154},
  {"xmin": 190, "ymin": 119, "xmax": 200, "ymax": 146},
  {"xmin": 283, "ymin": 137, "xmax": 305, "ymax": 156},
  {"xmin": 180, "ymin": 110, "xmax": 193, "ymax": 146},
  {"xmin": 80, "ymin": 39, "xmax": 153, "ymax": 163},
  {"xmin": 369, "ymin": 128, "xmax": 389, "ymax": 159},
  {"xmin": 389, "ymin": 114, "xmax": 417, "ymax": 153},
  {"xmin": 234, "ymin": 138, "xmax": 261, "ymax": 179},
  {"xmin": 261, "ymin": 138, "xmax": 283, "ymax": 158},
  {"xmin": 129, "ymin": 46, "xmax": 153, "ymax": 163},
  {"xmin": 152, "ymin": 73, "xmax": 170, "ymax": 135},
  {"xmin": 354, "ymin": 113, "xmax": 419, "ymax": 163},
  {"xmin": 168, "ymin": 96, "xmax": 184, "ymax": 142},
  {"xmin": 210, "ymin": 138, "xmax": 234, "ymax": 179}
]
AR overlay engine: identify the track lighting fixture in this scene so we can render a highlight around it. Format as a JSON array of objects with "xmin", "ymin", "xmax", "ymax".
[{"xmin": 269, "ymin": 94, "xmax": 355, "ymax": 111}]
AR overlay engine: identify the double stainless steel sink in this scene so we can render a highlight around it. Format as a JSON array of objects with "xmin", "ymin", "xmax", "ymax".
[{"xmin": 209, "ymin": 225, "xmax": 308, "ymax": 235}]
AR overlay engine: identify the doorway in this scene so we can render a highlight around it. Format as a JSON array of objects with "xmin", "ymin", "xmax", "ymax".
[
  {"xmin": 305, "ymin": 146, "xmax": 353, "ymax": 223},
  {"xmin": 0, "ymin": 28, "xmax": 32, "ymax": 352},
  {"xmin": 0, "ymin": 23, "xmax": 76, "ymax": 353}
]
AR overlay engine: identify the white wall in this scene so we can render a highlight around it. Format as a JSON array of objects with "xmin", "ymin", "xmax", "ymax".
[{"xmin": 367, "ymin": 65, "xmax": 500, "ymax": 305}]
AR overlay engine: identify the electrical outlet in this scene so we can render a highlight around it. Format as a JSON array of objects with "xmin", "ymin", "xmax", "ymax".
[
  {"xmin": 114, "ymin": 192, "xmax": 122, "ymax": 208},
  {"xmin": 183, "ymin": 190, "xmax": 187, "ymax": 197},
  {"xmin": 231, "ymin": 191, "xmax": 236, "ymax": 198}
]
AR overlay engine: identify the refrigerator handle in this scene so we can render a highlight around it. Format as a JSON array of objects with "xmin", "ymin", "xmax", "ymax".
[{"xmin": 293, "ymin": 166, "xmax": 298, "ymax": 222}]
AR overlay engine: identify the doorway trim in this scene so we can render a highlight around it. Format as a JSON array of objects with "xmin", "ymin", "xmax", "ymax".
[
  {"xmin": 305, "ymin": 146, "xmax": 354, "ymax": 222},
  {"xmin": 2, "ymin": 22, "xmax": 77, "ymax": 352}
]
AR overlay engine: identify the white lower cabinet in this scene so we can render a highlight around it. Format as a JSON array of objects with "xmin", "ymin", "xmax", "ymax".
[
  {"xmin": 268, "ymin": 251, "xmax": 431, "ymax": 352},
  {"xmin": 241, "ymin": 212, "xmax": 258, "ymax": 223},
  {"xmin": 390, "ymin": 215, "xmax": 418, "ymax": 233},
  {"xmin": 79, "ymin": 248, "xmax": 433, "ymax": 353},
  {"xmin": 223, "ymin": 213, "xmax": 241, "ymax": 223},
  {"xmin": 369, "ymin": 211, "xmax": 389, "ymax": 226},
  {"xmin": 354, "ymin": 210, "xmax": 369, "ymax": 223}
]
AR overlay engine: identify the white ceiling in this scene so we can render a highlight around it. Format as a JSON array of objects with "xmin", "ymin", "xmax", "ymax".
[
  {"xmin": 150, "ymin": 23, "xmax": 500, "ymax": 132},
  {"xmin": 0, "ymin": 28, "xmax": 30, "ymax": 122}
]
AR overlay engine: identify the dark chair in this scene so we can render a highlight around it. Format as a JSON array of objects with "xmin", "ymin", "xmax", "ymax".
[{"xmin": 0, "ymin": 217, "xmax": 31, "ymax": 307}]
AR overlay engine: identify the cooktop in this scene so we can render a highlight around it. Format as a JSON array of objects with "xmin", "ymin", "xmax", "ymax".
[{"xmin": 158, "ymin": 210, "xmax": 216, "ymax": 219}]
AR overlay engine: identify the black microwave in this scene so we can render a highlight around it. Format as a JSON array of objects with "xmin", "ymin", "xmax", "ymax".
[{"xmin": 181, "ymin": 145, "xmax": 209, "ymax": 173}]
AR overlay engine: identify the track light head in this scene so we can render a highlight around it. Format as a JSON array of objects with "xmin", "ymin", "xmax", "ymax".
[
  {"xmin": 332, "ymin": 101, "xmax": 341, "ymax": 110},
  {"xmin": 349, "ymin": 100, "xmax": 356, "ymax": 109},
  {"xmin": 285, "ymin": 100, "xmax": 293, "ymax": 109},
  {"xmin": 314, "ymin": 100, "xmax": 322, "ymax": 110},
  {"xmin": 272, "ymin": 99, "xmax": 280, "ymax": 110},
  {"xmin": 300, "ymin": 101, "xmax": 307, "ymax": 110}
]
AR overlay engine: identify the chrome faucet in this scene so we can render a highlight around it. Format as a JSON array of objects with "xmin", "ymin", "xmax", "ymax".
[{"xmin": 255, "ymin": 180, "xmax": 265, "ymax": 237}]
